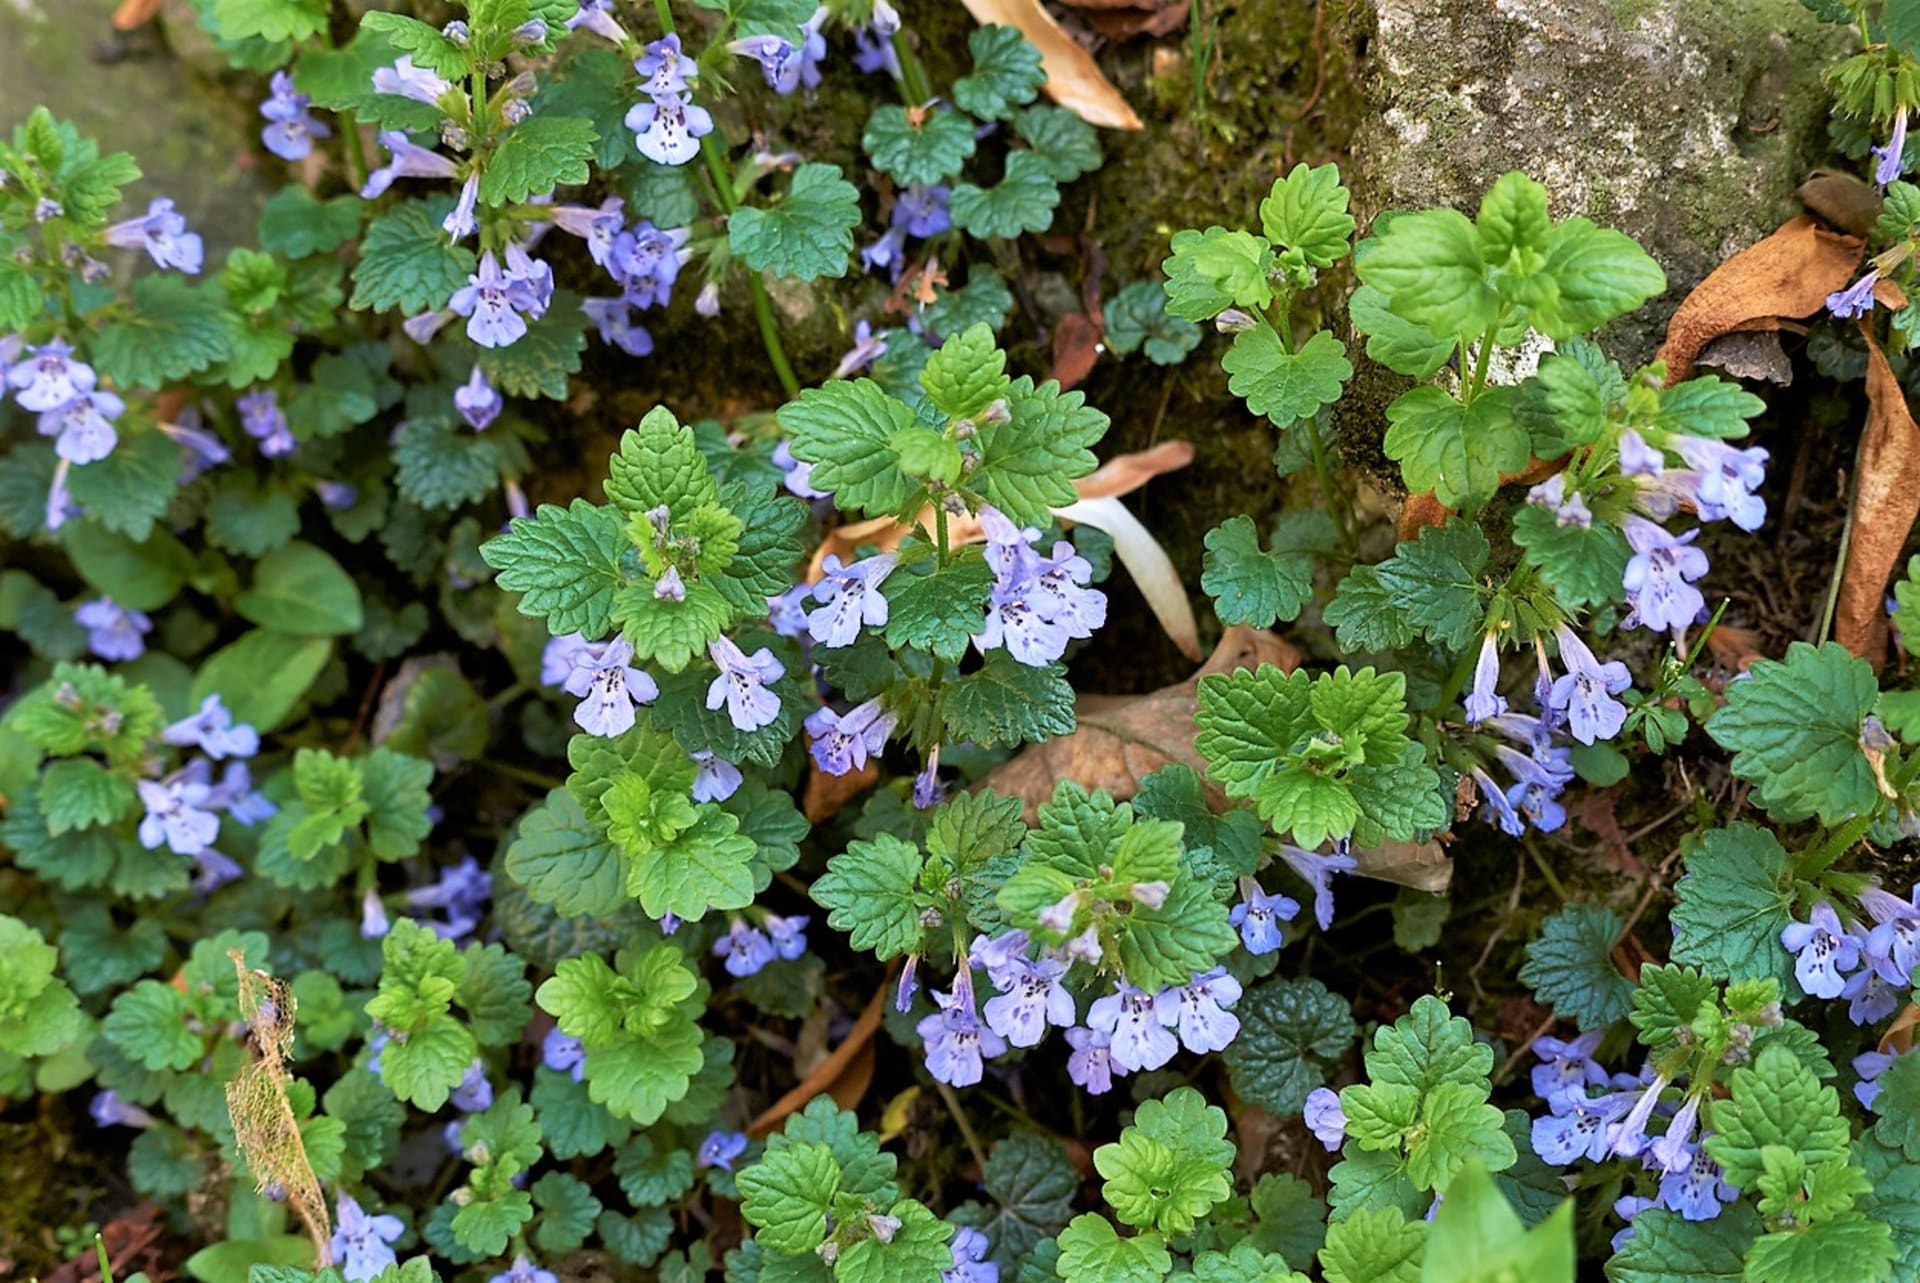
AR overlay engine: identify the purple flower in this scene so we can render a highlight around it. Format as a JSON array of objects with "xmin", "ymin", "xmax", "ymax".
[
  {"xmin": 861, "ymin": 225, "xmax": 909, "ymax": 278},
  {"xmin": 315, "ymin": 480, "xmax": 358, "ymax": 510},
  {"xmin": 697, "ymin": 1130, "xmax": 749, "ymax": 1172},
  {"xmin": 1529, "ymin": 1030, "xmax": 1607, "ymax": 1110},
  {"xmin": 913, "ymin": 753, "xmax": 945, "ymax": 809},
  {"xmin": 833, "ymin": 320, "xmax": 888, "ymax": 381},
  {"xmin": 895, "ymin": 183, "xmax": 952, "ymax": 239},
  {"xmin": 331, "ymin": 1194, "xmax": 403, "ymax": 1283},
  {"xmin": 1657, "ymin": 1144, "xmax": 1738, "ymax": 1221},
  {"xmin": 237, "ymin": 388, "xmax": 295, "ymax": 456},
  {"xmin": 730, "ymin": 34, "xmax": 807, "ymax": 94},
  {"xmin": 1780, "ymin": 901, "xmax": 1861, "ymax": 999},
  {"xmin": 1087, "ymin": 982, "xmax": 1178, "ymax": 1073},
  {"xmin": 90, "ymin": 1089, "xmax": 156, "ymax": 1129},
  {"xmin": 706, "ymin": 636, "xmax": 785, "ymax": 732},
  {"xmin": 205, "ymin": 760, "xmax": 275, "ymax": 824},
  {"xmin": 610, "ymin": 222, "xmax": 687, "ymax": 308},
  {"xmin": 805, "ymin": 699, "xmax": 897, "ymax": 775},
  {"xmin": 635, "ymin": 34, "xmax": 698, "ymax": 97},
  {"xmin": 371, "ymin": 56, "xmax": 453, "ymax": 105},
  {"xmin": 548, "ymin": 197, "xmax": 626, "ymax": 268},
  {"xmin": 259, "ymin": 70, "xmax": 330, "ymax": 162},
  {"xmin": 691, "ymin": 750, "xmax": 743, "ymax": 802},
  {"xmin": 8, "ymin": 339, "xmax": 95, "ymax": 412},
  {"xmin": 695, "ymin": 282, "xmax": 721, "ymax": 316},
  {"xmin": 1464, "ymin": 633, "xmax": 1507, "ymax": 724},
  {"xmin": 489, "ymin": 1257, "xmax": 558, "ymax": 1283},
  {"xmin": 38, "ymin": 389, "xmax": 124, "ymax": 465},
  {"xmin": 1526, "ymin": 474, "xmax": 1592, "ymax": 529},
  {"xmin": 361, "ymin": 130, "xmax": 460, "ymax": 199},
  {"xmin": 452, "ymin": 1059, "xmax": 494, "ymax": 1112},
  {"xmin": 917, "ymin": 970, "xmax": 1005, "ymax": 1086},
  {"xmin": 1876, "ymin": 108, "xmax": 1910, "ymax": 187},
  {"xmin": 542, "ymin": 1027, "xmax": 586, "ymax": 1082},
  {"xmin": 772, "ymin": 442, "xmax": 829, "ymax": 500},
  {"xmin": 567, "ymin": 0, "xmax": 628, "ymax": 42},
  {"xmin": 406, "ymin": 855, "xmax": 491, "ymax": 941},
  {"xmin": 1856, "ymin": 1049, "xmax": 1896, "ymax": 1111},
  {"xmin": 1064, "ymin": 1025, "xmax": 1116, "ymax": 1093},
  {"xmin": 1303, "ymin": 1087, "xmax": 1346, "ymax": 1151},
  {"xmin": 982, "ymin": 955, "xmax": 1075, "ymax": 1047},
  {"xmin": 451, "ymin": 251, "xmax": 542, "ymax": 348},
  {"xmin": 76, "ymin": 598, "xmax": 150, "ymax": 661},
  {"xmin": 1156, "ymin": 968, "xmax": 1242, "ymax": 1054},
  {"xmin": 853, "ymin": 15, "xmax": 903, "ymax": 79},
  {"xmin": 1671, "ymin": 437, "xmax": 1768, "ymax": 532},
  {"xmin": 808, "ymin": 554, "xmax": 897, "ymax": 646},
  {"xmin": 974, "ymin": 590, "xmax": 1070, "ymax": 666},
  {"xmin": 714, "ymin": 921, "xmax": 776, "ymax": 976},
  {"xmin": 562, "ymin": 635, "xmax": 659, "ymax": 736},
  {"xmin": 1618, "ymin": 429, "xmax": 1664, "ymax": 476},
  {"xmin": 451, "ymin": 366, "xmax": 503, "ymax": 434},
  {"xmin": 540, "ymin": 632, "xmax": 594, "ymax": 687},
  {"xmin": 103, "ymin": 197, "xmax": 203, "ymax": 273},
  {"xmin": 944, "ymin": 1226, "xmax": 997, "ymax": 1283},
  {"xmin": 1861, "ymin": 885, "xmax": 1920, "ymax": 985},
  {"xmin": 1277, "ymin": 844, "xmax": 1357, "ymax": 931},
  {"xmin": 1621, "ymin": 517, "xmax": 1708, "ymax": 636},
  {"xmin": 1229, "ymin": 881, "xmax": 1300, "ymax": 955},
  {"xmin": 1844, "ymin": 967, "xmax": 1901, "ymax": 1024},
  {"xmin": 1648, "ymin": 1093, "xmax": 1702, "ymax": 1174},
  {"xmin": 1828, "ymin": 269, "xmax": 1881, "ymax": 320},
  {"xmin": 360, "ymin": 887, "xmax": 391, "ymax": 939},
  {"xmin": 1605, "ymin": 1075, "xmax": 1670, "ymax": 1160},
  {"xmin": 968, "ymin": 930, "xmax": 1033, "ymax": 990},
  {"xmin": 443, "ymin": 173, "xmax": 480, "ymax": 242},
  {"xmin": 1546, "ymin": 625, "xmax": 1631, "ymax": 745},
  {"xmin": 582, "ymin": 298, "xmax": 655, "ymax": 357},
  {"xmin": 1531, "ymin": 1094, "xmax": 1630, "ymax": 1165},
  {"xmin": 163, "ymin": 693, "xmax": 260, "ymax": 760},
  {"xmin": 627, "ymin": 91, "xmax": 712, "ymax": 167},
  {"xmin": 504, "ymin": 243, "xmax": 554, "ymax": 318},
  {"xmin": 765, "ymin": 913, "xmax": 809, "ymax": 960}
]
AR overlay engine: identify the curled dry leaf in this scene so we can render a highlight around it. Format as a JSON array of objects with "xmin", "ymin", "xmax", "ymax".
[
  {"xmin": 802, "ymin": 756, "xmax": 879, "ymax": 824},
  {"xmin": 111, "ymin": 0, "xmax": 165, "ymax": 30},
  {"xmin": 1347, "ymin": 839, "xmax": 1450, "ymax": 895},
  {"xmin": 747, "ymin": 974, "xmax": 891, "ymax": 1137},
  {"xmin": 1053, "ymin": 495, "xmax": 1202, "ymax": 660},
  {"xmin": 959, "ymin": 0, "xmax": 1144, "ymax": 130},
  {"xmin": 1048, "ymin": 311, "xmax": 1105, "ymax": 390},
  {"xmin": 1882, "ymin": 1001, "xmax": 1920, "ymax": 1056},
  {"xmin": 1833, "ymin": 320, "xmax": 1920, "ymax": 665},
  {"xmin": 977, "ymin": 625, "xmax": 1302, "ymax": 817},
  {"xmin": 1703, "ymin": 622, "xmax": 1766, "ymax": 675},
  {"xmin": 1655, "ymin": 215, "xmax": 1863, "ymax": 384}
]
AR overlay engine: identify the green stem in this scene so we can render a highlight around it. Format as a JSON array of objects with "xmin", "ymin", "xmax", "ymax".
[
  {"xmin": 890, "ymin": 30, "xmax": 933, "ymax": 105},
  {"xmin": 1462, "ymin": 311, "xmax": 1507, "ymax": 404},
  {"xmin": 935, "ymin": 503, "xmax": 951, "ymax": 565},
  {"xmin": 1436, "ymin": 634, "xmax": 1486, "ymax": 713},
  {"xmin": 1300, "ymin": 412, "xmax": 1356, "ymax": 554},
  {"xmin": 477, "ymin": 758, "xmax": 563, "ymax": 791},
  {"xmin": 1526, "ymin": 844, "xmax": 1572, "ymax": 904},
  {"xmin": 340, "ymin": 123, "xmax": 368, "ymax": 194},
  {"xmin": 695, "ymin": 133, "xmax": 800, "ymax": 397},
  {"xmin": 653, "ymin": 0, "xmax": 675, "ymax": 34}
]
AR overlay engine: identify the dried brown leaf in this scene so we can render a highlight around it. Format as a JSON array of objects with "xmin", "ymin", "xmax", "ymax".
[
  {"xmin": 977, "ymin": 625, "xmax": 1302, "ymax": 817},
  {"xmin": 1349, "ymin": 840, "xmax": 1450, "ymax": 894},
  {"xmin": 1655, "ymin": 215, "xmax": 1864, "ymax": 384},
  {"xmin": 1834, "ymin": 322, "xmax": 1920, "ymax": 664},
  {"xmin": 958, "ymin": 0, "xmax": 1144, "ymax": 130},
  {"xmin": 748, "ymin": 975, "xmax": 890, "ymax": 1137},
  {"xmin": 1048, "ymin": 311, "xmax": 1104, "ymax": 390}
]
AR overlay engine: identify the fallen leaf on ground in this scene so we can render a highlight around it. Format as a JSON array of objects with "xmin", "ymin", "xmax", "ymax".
[
  {"xmin": 1048, "ymin": 311, "xmax": 1104, "ymax": 389},
  {"xmin": 1053, "ymin": 494, "xmax": 1202, "ymax": 659},
  {"xmin": 748, "ymin": 974, "xmax": 890, "ymax": 1137},
  {"xmin": 959, "ymin": 0, "xmax": 1144, "ymax": 129},
  {"xmin": 978, "ymin": 625, "xmax": 1302, "ymax": 815},
  {"xmin": 1349, "ymin": 839, "xmax": 1450, "ymax": 894},
  {"xmin": 1834, "ymin": 320, "xmax": 1920, "ymax": 665},
  {"xmin": 802, "ymin": 756, "xmax": 879, "ymax": 823},
  {"xmin": 1655, "ymin": 215, "xmax": 1863, "ymax": 383},
  {"xmin": 112, "ymin": 0, "xmax": 163, "ymax": 29}
]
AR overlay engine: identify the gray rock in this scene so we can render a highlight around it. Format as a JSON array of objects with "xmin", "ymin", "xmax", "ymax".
[{"xmin": 1349, "ymin": 0, "xmax": 1850, "ymax": 366}]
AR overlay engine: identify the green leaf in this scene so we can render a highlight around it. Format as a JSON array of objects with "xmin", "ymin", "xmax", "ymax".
[
  {"xmin": 729, "ymin": 162, "xmax": 860, "ymax": 281},
  {"xmin": 94, "ymin": 276, "xmax": 229, "ymax": 389},
  {"xmin": 953, "ymin": 25, "xmax": 1045, "ymax": 120},
  {"xmin": 739, "ymin": 1140, "xmax": 840, "ymax": 1254},
  {"xmin": 482, "ymin": 500, "xmax": 629, "ymax": 640},
  {"xmin": 951, "ymin": 151, "xmax": 1061, "ymax": 240},
  {"xmin": 1705, "ymin": 641, "xmax": 1883, "ymax": 825},
  {"xmin": 950, "ymin": 1133, "xmax": 1077, "ymax": 1268},
  {"xmin": 1164, "ymin": 226, "xmax": 1274, "ymax": 321},
  {"xmin": 1517, "ymin": 904, "xmax": 1634, "ymax": 1031},
  {"xmin": 351, "ymin": 200, "xmax": 477, "ymax": 314},
  {"xmin": 68, "ymin": 433, "xmax": 183, "ymax": 541},
  {"xmin": 191, "ymin": 629, "xmax": 332, "ymax": 733},
  {"xmin": 1654, "ymin": 376, "xmax": 1766, "ymax": 441},
  {"xmin": 1056, "ymin": 1214, "xmax": 1170, "ymax": 1283},
  {"xmin": 1318, "ymin": 1208, "xmax": 1425, "ymax": 1283},
  {"xmin": 813, "ymin": 834, "xmax": 925, "ymax": 959},
  {"xmin": 1014, "ymin": 106, "xmax": 1101, "ymax": 183},
  {"xmin": 1628, "ymin": 964, "xmax": 1717, "ymax": 1052},
  {"xmin": 477, "ymin": 291, "xmax": 589, "ymax": 400},
  {"xmin": 1706, "ymin": 1049, "xmax": 1851, "ymax": 1190},
  {"xmin": 1353, "ymin": 208, "xmax": 1496, "ymax": 342},
  {"xmin": 885, "ymin": 557, "xmax": 995, "ymax": 661},
  {"xmin": 0, "ymin": 260, "xmax": 44, "ymax": 333},
  {"xmin": 1871, "ymin": 1046, "xmax": 1920, "ymax": 1160},
  {"xmin": 359, "ymin": 11, "xmax": 471, "ymax": 78},
  {"xmin": 1102, "ymin": 280, "xmax": 1200, "ymax": 366},
  {"xmin": 532, "ymin": 49, "xmax": 638, "ymax": 169},
  {"xmin": 235, "ymin": 542, "xmax": 365, "ymax": 636},
  {"xmin": 970, "ymin": 375, "xmax": 1107, "ymax": 524},
  {"xmin": 943, "ymin": 652, "xmax": 1076, "ymax": 749},
  {"xmin": 1743, "ymin": 1218, "xmax": 1896, "ymax": 1283},
  {"xmin": 1365, "ymin": 994, "xmax": 1492, "ymax": 1094},
  {"xmin": 1529, "ymin": 218, "xmax": 1665, "ymax": 339},
  {"xmin": 104, "ymin": 980, "xmax": 200, "ymax": 1071},
  {"xmin": 1221, "ymin": 977, "xmax": 1356, "ymax": 1115},
  {"xmin": 258, "ymin": 185, "xmax": 362, "ymax": 259},
  {"xmin": 777, "ymin": 379, "xmax": 917, "ymax": 516},
  {"xmin": 920, "ymin": 323, "xmax": 1012, "ymax": 422},
  {"xmin": 506, "ymin": 789, "xmax": 629, "ymax": 919},
  {"xmin": 205, "ymin": 474, "xmax": 300, "ymax": 558},
  {"xmin": 1401, "ymin": 1082, "xmax": 1513, "ymax": 1191},
  {"xmin": 212, "ymin": 0, "xmax": 329, "ymax": 45},
  {"xmin": 1669, "ymin": 824, "xmax": 1797, "ymax": 992},
  {"xmin": 837, "ymin": 1199, "xmax": 954, "ymax": 1283},
  {"xmin": 1383, "ymin": 385, "xmax": 1528, "ymax": 511},
  {"xmin": 479, "ymin": 115, "xmax": 598, "ymax": 205},
  {"xmin": 532, "ymin": 1066, "xmax": 630, "ymax": 1160},
  {"xmin": 1512, "ymin": 507, "xmax": 1629, "ymax": 610},
  {"xmin": 1259, "ymin": 163, "xmax": 1355, "ymax": 267},
  {"xmin": 531, "ymin": 1171, "xmax": 602, "ymax": 1254},
  {"xmin": 1201, "ymin": 515, "xmax": 1313, "ymax": 628},
  {"xmin": 40, "ymin": 757, "xmax": 135, "ymax": 834},
  {"xmin": 1222, "ymin": 326, "xmax": 1353, "ymax": 427},
  {"xmin": 1096, "ymin": 1086, "xmax": 1236, "ymax": 1236},
  {"xmin": 628, "ymin": 807, "xmax": 758, "ymax": 922},
  {"xmin": 863, "ymin": 104, "xmax": 977, "ymax": 187},
  {"xmin": 1420, "ymin": 1163, "xmax": 1571, "ymax": 1282},
  {"xmin": 1366, "ymin": 520, "xmax": 1489, "ymax": 652}
]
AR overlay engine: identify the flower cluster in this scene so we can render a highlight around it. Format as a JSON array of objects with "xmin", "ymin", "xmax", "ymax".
[
  {"xmin": 713, "ymin": 913, "xmax": 810, "ymax": 977},
  {"xmin": 627, "ymin": 34, "xmax": 712, "ymax": 166},
  {"xmin": 1779, "ymin": 885, "xmax": 1919, "ymax": 1023},
  {"xmin": 131, "ymin": 694, "xmax": 274, "ymax": 887},
  {"xmin": 974, "ymin": 507, "xmax": 1107, "ymax": 667}
]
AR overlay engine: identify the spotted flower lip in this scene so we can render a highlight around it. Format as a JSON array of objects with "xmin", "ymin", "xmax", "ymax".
[
  {"xmin": 1086, "ymin": 981, "xmax": 1178, "ymax": 1073},
  {"xmin": 258, "ymin": 69, "xmax": 329, "ymax": 162},
  {"xmin": 1827, "ymin": 268, "xmax": 1880, "ymax": 319},
  {"xmin": 807, "ymin": 553, "xmax": 896, "ymax": 647},
  {"xmin": 705, "ymin": 635, "xmax": 785, "ymax": 732},
  {"xmin": 1546, "ymin": 624, "xmax": 1632, "ymax": 745},
  {"xmin": 1780, "ymin": 900, "xmax": 1862, "ymax": 1000},
  {"xmin": 103, "ymin": 197, "xmax": 202, "ymax": 274},
  {"xmin": 8, "ymin": 339, "xmax": 95, "ymax": 412},
  {"xmin": 330, "ymin": 1193, "xmax": 403, "ymax": 1283}
]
